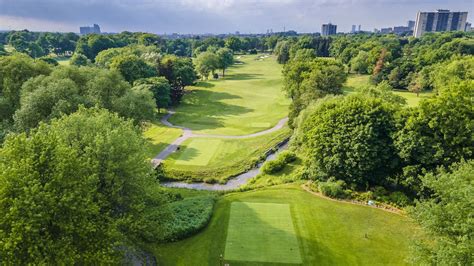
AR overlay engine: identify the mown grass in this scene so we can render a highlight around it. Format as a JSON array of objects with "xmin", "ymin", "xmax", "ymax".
[
  {"xmin": 343, "ymin": 74, "xmax": 433, "ymax": 106},
  {"xmin": 143, "ymin": 121, "xmax": 183, "ymax": 159},
  {"xmin": 168, "ymin": 54, "xmax": 290, "ymax": 135},
  {"xmin": 161, "ymin": 127, "xmax": 291, "ymax": 183},
  {"xmin": 152, "ymin": 185, "xmax": 417, "ymax": 265},
  {"xmin": 224, "ymin": 202, "xmax": 302, "ymax": 264}
]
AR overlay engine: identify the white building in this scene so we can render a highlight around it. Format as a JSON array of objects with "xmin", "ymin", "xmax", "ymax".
[{"xmin": 413, "ymin": 9, "xmax": 468, "ymax": 37}]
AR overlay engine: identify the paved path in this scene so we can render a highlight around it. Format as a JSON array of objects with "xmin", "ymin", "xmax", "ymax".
[{"xmin": 151, "ymin": 111, "xmax": 288, "ymax": 167}]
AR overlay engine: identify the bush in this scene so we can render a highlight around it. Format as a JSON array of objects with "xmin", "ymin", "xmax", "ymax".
[
  {"xmin": 161, "ymin": 196, "xmax": 216, "ymax": 242},
  {"xmin": 260, "ymin": 150, "xmax": 297, "ymax": 174},
  {"xmin": 318, "ymin": 178, "xmax": 348, "ymax": 199}
]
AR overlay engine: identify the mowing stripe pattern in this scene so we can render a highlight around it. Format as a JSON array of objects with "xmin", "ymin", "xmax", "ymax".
[{"xmin": 224, "ymin": 202, "xmax": 302, "ymax": 264}]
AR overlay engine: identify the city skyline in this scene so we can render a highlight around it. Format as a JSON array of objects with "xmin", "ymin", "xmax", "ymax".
[{"xmin": 0, "ymin": 0, "xmax": 472, "ymax": 34}]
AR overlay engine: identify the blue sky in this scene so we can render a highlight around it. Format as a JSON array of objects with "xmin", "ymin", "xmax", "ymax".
[{"xmin": 0, "ymin": 0, "xmax": 472, "ymax": 33}]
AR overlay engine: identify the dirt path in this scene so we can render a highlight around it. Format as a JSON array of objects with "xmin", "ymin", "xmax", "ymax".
[{"xmin": 151, "ymin": 111, "xmax": 288, "ymax": 167}]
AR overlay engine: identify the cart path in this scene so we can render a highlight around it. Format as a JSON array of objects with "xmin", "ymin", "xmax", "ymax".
[{"xmin": 151, "ymin": 111, "xmax": 288, "ymax": 167}]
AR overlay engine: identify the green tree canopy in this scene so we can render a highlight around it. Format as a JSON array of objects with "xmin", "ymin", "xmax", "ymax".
[
  {"xmin": 110, "ymin": 54, "xmax": 156, "ymax": 83},
  {"xmin": 216, "ymin": 48, "xmax": 234, "ymax": 76},
  {"xmin": 195, "ymin": 51, "xmax": 219, "ymax": 79},
  {"xmin": 295, "ymin": 95, "xmax": 400, "ymax": 186},
  {"xmin": 134, "ymin": 77, "xmax": 171, "ymax": 112},
  {"xmin": 0, "ymin": 107, "xmax": 168, "ymax": 264},
  {"xmin": 410, "ymin": 160, "xmax": 474, "ymax": 265},
  {"xmin": 394, "ymin": 81, "xmax": 474, "ymax": 183}
]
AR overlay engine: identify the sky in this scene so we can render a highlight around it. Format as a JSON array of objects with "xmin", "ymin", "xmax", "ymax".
[{"xmin": 0, "ymin": 0, "xmax": 472, "ymax": 34}]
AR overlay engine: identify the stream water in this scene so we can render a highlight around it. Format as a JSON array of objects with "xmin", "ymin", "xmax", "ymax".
[{"xmin": 161, "ymin": 141, "xmax": 289, "ymax": 191}]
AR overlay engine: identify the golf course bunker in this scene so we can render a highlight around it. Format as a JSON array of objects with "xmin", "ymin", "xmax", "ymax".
[
  {"xmin": 174, "ymin": 139, "xmax": 221, "ymax": 166},
  {"xmin": 224, "ymin": 202, "xmax": 302, "ymax": 264}
]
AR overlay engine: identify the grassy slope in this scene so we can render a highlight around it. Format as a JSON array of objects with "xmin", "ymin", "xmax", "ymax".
[
  {"xmin": 143, "ymin": 121, "xmax": 183, "ymax": 159},
  {"xmin": 168, "ymin": 55, "xmax": 290, "ymax": 135},
  {"xmin": 153, "ymin": 185, "xmax": 417, "ymax": 265},
  {"xmin": 162, "ymin": 127, "xmax": 291, "ymax": 182},
  {"xmin": 343, "ymin": 74, "xmax": 433, "ymax": 106}
]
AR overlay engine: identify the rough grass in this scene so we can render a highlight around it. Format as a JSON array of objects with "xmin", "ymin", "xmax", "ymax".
[
  {"xmin": 161, "ymin": 127, "xmax": 291, "ymax": 183},
  {"xmin": 143, "ymin": 121, "xmax": 183, "ymax": 159},
  {"xmin": 225, "ymin": 202, "xmax": 302, "ymax": 264},
  {"xmin": 168, "ymin": 54, "xmax": 290, "ymax": 135},
  {"xmin": 343, "ymin": 74, "xmax": 433, "ymax": 106},
  {"xmin": 152, "ymin": 185, "xmax": 418, "ymax": 265}
]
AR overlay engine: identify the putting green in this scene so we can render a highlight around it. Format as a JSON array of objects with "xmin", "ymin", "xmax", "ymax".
[
  {"xmin": 225, "ymin": 202, "xmax": 302, "ymax": 264},
  {"xmin": 174, "ymin": 139, "xmax": 222, "ymax": 166}
]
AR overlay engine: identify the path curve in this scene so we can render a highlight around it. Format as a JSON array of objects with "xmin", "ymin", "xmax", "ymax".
[{"xmin": 151, "ymin": 111, "xmax": 288, "ymax": 167}]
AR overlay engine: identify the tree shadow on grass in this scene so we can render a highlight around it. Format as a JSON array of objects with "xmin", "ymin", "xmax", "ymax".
[
  {"xmin": 194, "ymin": 81, "xmax": 215, "ymax": 88},
  {"xmin": 224, "ymin": 73, "xmax": 263, "ymax": 81},
  {"xmin": 172, "ymin": 90, "xmax": 254, "ymax": 131},
  {"xmin": 173, "ymin": 146, "xmax": 201, "ymax": 164},
  {"xmin": 222, "ymin": 201, "xmax": 347, "ymax": 266}
]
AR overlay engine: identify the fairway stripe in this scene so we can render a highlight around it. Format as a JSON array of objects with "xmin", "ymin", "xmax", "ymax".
[{"xmin": 224, "ymin": 202, "xmax": 302, "ymax": 264}]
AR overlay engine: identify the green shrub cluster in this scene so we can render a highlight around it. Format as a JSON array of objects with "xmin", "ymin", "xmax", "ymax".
[
  {"xmin": 261, "ymin": 150, "xmax": 297, "ymax": 174},
  {"xmin": 161, "ymin": 196, "xmax": 216, "ymax": 242},
  {"xmin": 317, "ymin": 178, "xmax": 348, "ymax": 199}
]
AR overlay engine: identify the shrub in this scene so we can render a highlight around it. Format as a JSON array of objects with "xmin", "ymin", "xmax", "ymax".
[
  {"xmin": 260, "ymin": 150, "xmax": 297, "ymax": 174},
  {"xmin": 318, "ymin": 178, "xmax": 348, "ymax": 199},
  {"xmin": 161, "ymin": 196, "xmax": 216, "ymax": 242},
  {"xmin": 388, "ymin": 191, "xmax": 410, "ymax": 207}
]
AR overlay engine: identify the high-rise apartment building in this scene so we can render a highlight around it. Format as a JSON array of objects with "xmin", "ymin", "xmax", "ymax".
[
  {"xmin": 80, "ymin": 24, "xmax": 101, "ymax": 35},
  {"xmin": 321, "ymin": 23, "xmax": 337, "ymax": 36},
  {"xmin": 413, "ymin": 9, "xmax": 468, "ymax": 37}
]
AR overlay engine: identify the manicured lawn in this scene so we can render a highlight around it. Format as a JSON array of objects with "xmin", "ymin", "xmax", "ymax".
[
  {"xmin": 162, "ymin": 127, "xmax": 291, "ymax": 183},
  {"xmin": 225, "ymin": 202, "xmax": 302, "ymax": 264},
  {"xmin": 143, "ymin": 121, "xmax": 183, "ymax": 159},
  {"xmin": 174, "ymin": 139, "xmax": 222, "ymax": 166},
  {"xmin": 344, "ymin": 74, "xmax": 433, "ymax": 106},
  {"xmin": 168, "ymin": 54, "xmax": 290, "ymax": 135},
  {"xmin": 152, "ymin": 185, "xmax": 417, "ymax": 265}
]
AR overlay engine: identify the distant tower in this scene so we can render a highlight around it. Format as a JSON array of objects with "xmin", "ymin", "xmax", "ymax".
[
  {"xmin": 321, "ymin": 23, "xmax": 337, "ymax": 36},
  {"xmin": 358, "ymin": 25, "xmax": 361, "ymax": 32},
  {"xmin": 351, "ymin": 25, "xmax": 356, "ymax": 33}
]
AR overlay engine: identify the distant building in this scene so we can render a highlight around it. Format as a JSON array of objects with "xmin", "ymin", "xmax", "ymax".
[
  {"xmin": 351, "ymin": 25, "xmax": 357, "ymax": 33},
  {"xmin": 321, "ymin": 23, "xmax": 337, "ymax": 36},
  {"xmin": 380, "ymin": 27, "xmax": 393, "ymax": 34},
  {"xmin": 413, "ymin": 9, "xmax": 468, "ymax": 37},
  {"xmin": 408, "ymin": 20, "xmax": 416, "ymax": 30},
  {"xmin": 358, "ymin": 25, "xmax": 361, "ymax": 32},
  {"xmin": 465, "ymin": 22, "xmax": 472, "ymax": 31},
  {"xmin": 79, "ymin": 24, "xmax": 101, "ymax": 35},
  {"xmin": 393, "ymin": 26, "xmax": 410, "ymax": 34}
]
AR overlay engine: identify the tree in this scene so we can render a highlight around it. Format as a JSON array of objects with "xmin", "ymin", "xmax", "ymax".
[
  {"xmin": 111, "ymin": 85, "xmax": 156, "ymax": 122},
  {"xmin": 295, "ymin": 95, "xmax": 400, "ymax": 186},
  {"xmin": 350, "ymin": 50, "xmax": 369, "ymax": 74},
  {"xmin": 70, "ymin": 53, "xmax": 90, "ymax": 66},
  {"xmin": 158, "ymin": 55, "xmax": 196, "ymax": 105},
  {"xmin": 408, "ymin": 72, "xmax": 425, "ymax": 97},
  {"xmin": 0, "ymin": 54, "xmax": 51, "ymax": 122},
  {"xmin": 283, "ymin": 58, "xmax": 347, "ymax": 125},
  {"xmin": 224, "ymin": 36, "xmax": 242, "ymax": 52},
  {"xmin": 274, "ymin": 40, "xmax": 291, "ymax": 64},
  {"xmin": 216, "ymin": 48, "xmax": 234, "ymax": 77},
  {"xmin": 409, "ymin": 160, "xmax": 474, "ymax": 265},
  {"xmin": 195, "ymin": 52, "xmax": 219, "ymax": 80},
  {"xmin": 0, "ymin": 107, "xmax": 168, "ymax": 264},
  {"xmin": 394, "ymin": 81, "xmax": 473, "ymax": 190},
  {"xmin": 134, "ymin": 77, "xmax": 171, "ymax": 112},
  {"xmin": 110, "ymin": 54, "xmax": 156, "ymax": 83},
  {"xmin": 13, "ymin": 66, "xmax": 154, "ymax": 130}
]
